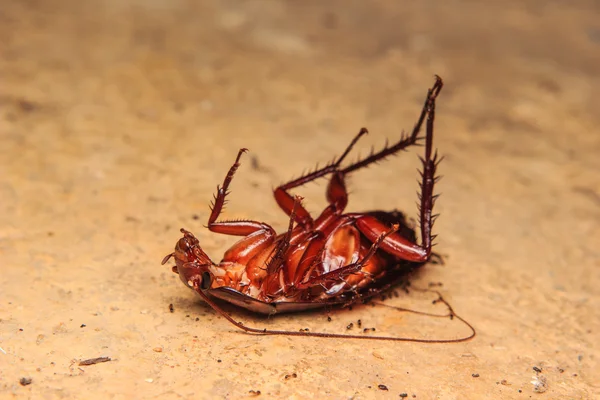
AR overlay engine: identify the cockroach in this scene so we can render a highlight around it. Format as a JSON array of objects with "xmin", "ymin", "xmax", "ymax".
[{"xmin": 162, "ymin": 76, "xmax": 475, "ymax": 343}]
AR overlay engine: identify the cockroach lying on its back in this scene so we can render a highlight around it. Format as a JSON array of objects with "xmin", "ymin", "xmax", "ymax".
[{"xmin": 163, "ymin": 76, "xmax": 475, "ymax": 342}]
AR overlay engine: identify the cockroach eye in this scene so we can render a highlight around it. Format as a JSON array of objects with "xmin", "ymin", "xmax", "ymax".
[{"xmin": 201, "ymin": 271, "xmax": 212, "ymax": 290}]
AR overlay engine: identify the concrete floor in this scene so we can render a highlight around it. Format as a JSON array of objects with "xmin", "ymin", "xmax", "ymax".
[{"xmin": 1, "ymin": 1, "xmax": 599, "ymax": 398}]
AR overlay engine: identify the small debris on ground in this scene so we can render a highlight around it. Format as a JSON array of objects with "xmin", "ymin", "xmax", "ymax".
[
  {"xmin": 19, "ymin": 377, "xmax": 32, "ymax": 386},
  {"xmin": 531, "ymin": 375, "xmax": 548, "ymax": 393},
  {"xmin": 79, "ymin": 357, "xmax": 111, "ymax": 366}
]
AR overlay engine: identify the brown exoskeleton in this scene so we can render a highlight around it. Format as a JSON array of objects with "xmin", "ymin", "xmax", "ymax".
[{"xmin": 163, "ymin": 76, "xmax": 475, "ymax": 342}]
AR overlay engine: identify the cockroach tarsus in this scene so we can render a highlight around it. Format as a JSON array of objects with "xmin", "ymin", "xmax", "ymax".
[{"xmin": 162, "ymin": 76, "xmax": 476, "ymax": 343}]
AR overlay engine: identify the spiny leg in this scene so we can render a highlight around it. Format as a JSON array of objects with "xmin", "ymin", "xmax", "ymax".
[
  {"xmin": 207, "ymin": 148, "xmax": 275, "ymax": 237},
  {"xmin": 356, "ymin": 76, "xmax": 443, "ymax": 262},
  {"xmin": 274, "ymin": 128, "xmax": 368, "ymax": 226},
  {"xmin": 417, "ymin": 82, "xmax": 442, "ymax": 256},
  {"xmin": 340, "ymin": 76, "xmax": 443, "ymax": 175},
  {"xmin": 293, "ymin": 223, "xmax": 400, "ymax": 291},
  {"xmin": 259, "ymin": 196, "xmax": 307, "ymax": 300},
  {"xmin": 264, "ymin": 195, "xmax": 302, "ymax": 275},
  {"xmin": 276, "ymin": 76, "xmax": 444, "ymax": 226}
]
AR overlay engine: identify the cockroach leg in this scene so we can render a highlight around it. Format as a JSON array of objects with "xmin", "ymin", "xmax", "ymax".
[
  {"xmin": 207, "ymin": 148, "xmax": 247, "ymax": 226},
  {"xmin": 265, "ymin": 195, "xmax": 302, "ymax": 274},
  {"xmin": 294, "ymin": 224, "xmax": 399, "ymax": 290},
  {"xmin": 340, "ymin": 76, "xmax": 442, "ymax": 176},
  {"xmin": 354, "ymin": 76, "xmax": 442, "ymax": 262},
  {"xmin": 204, "ymin": 148, "xmax": 276, "ymax": 238},
  {"xmin": 169, "ymin": 149, "xmax": 282, "ymax": 289},
  {"xmin": 273, "ymin": 128, "xmax": 369, "ymax": 227},
  {"xmin": 284, "ymin": 230, "xmax": 327, "ymax": 294},
  {"xmin": 417, "ymin": 85, "xmax": 442, "ymax": 257},
  {"xmin": 277, "ymin": 77, "xmax": 443, "ymax": 231}
]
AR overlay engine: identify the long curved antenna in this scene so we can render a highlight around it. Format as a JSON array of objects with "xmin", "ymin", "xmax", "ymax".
[{"xmin": 192, "ymin": 279, "xmax": 476, "ymax": 343}]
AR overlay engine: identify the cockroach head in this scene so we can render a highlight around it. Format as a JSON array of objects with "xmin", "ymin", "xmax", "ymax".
[{"xmin": 162, "ymin": 228, "xmax": 214, "ymax": 291}]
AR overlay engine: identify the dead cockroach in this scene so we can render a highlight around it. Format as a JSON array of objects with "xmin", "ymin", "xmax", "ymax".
[{"xmin": 162, "ymin": 76, "xmax": 475, "ymax": 342}]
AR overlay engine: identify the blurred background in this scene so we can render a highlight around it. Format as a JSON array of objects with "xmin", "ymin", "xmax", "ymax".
[{"xmin": 1, "ymin": 0, "xmax": 599, "ymax": 398}]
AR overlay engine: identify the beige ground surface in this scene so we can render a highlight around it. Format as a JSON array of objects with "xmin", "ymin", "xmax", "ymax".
[{"xmin": 1, "ymin": 1, "xmax": 599, "ymax": 399}]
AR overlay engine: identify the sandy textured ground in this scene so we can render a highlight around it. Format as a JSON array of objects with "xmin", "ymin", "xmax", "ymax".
[{"xmin": 1, "ymin": 1, "xmax": 599, "ymax": 399}]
